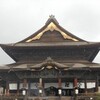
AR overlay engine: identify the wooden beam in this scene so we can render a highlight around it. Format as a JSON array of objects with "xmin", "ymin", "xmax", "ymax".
[{"xmin": 84, "ymin": 79, "xmax": 87, "ymax": 94}]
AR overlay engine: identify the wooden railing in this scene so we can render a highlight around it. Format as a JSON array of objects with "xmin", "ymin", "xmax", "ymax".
[
  {"xmin": 0, "ymin": 93, "xmax": 100, "ymax": 100},
  {"xmin": 0, "ymin": 93, "xmax": 25, "ymax": 100}
]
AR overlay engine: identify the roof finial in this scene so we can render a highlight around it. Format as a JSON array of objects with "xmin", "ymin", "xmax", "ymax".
[
  {"xmin": 49, "ymin": 15, "xmax": 55, "ymax": 18},
  {"xmin": 45, "ymin": 15, "xmax": 59, "ymax": 25}
]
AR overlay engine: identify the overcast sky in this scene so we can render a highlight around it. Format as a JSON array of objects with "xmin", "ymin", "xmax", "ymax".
[{"xmin": 0, "ymin": 0, "xmax": 100, "ymax": 65}]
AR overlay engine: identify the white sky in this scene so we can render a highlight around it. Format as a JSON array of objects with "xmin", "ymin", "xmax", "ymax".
[{"xmin": 0, "ymin": 0, "xmax": 100, "ymax": 64}]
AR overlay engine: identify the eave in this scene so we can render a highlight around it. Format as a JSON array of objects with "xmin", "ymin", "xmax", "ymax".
[
  {"xmin": 1, "ymin": 42, "xmax": 100, "ymax": 48},
  {"xmin": 0, "ymin": 44, "xmax": 18, "ymax": 62},
  {"xmin": 0, "ymin": 42, "xmax": 100, "ymax": 62},
  {"xmin": 0, "ymin": 58, "xmax": 100, "ymax": 72}
]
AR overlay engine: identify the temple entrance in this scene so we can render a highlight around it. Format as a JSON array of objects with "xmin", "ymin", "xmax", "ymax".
[
  {"xmin": 45, "ymin": 86, "xmax": 58, "ymax": 96},
  {"xmin": 62, "ymin": 89, "xmax": 73, "ymax": 96},
  {"xmin": 44, "ymin": 82, "xmax": 74, "ymax": 96},
  {"xmin": 44, "ymin": 87, "xmax": 74, "ymax": 96}
]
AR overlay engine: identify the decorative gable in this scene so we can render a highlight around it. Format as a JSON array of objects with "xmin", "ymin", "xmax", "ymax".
[
  {"xmin": 18, "ymin": 15, "xmax": 85, "ymax": 43},
  {"xmin": 26, "ymin": 22, "xmax": 79, "ymax": 42}
]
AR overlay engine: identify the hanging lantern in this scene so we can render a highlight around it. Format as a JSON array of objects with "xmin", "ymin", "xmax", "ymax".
[
  {"xmin": 58, "ymin": 89, "xmax": 62, "ymax": 95},
  {"xmin": 39, "ymin": 89, "xmax": 42, "ymax": 94},
  {"xmin": 75, "ymin": 88, "xmax": 78, "ymax": 95},
  {"xmin": 22, "ymin": 89, "xmax": 26, "ymax": 95}
]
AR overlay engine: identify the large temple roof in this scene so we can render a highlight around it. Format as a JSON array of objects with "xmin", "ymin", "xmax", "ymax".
[
  {"xmin": 0, "ymin": 15, "xmax": 100, "ymax": 63},
  {"xmin": 0, "ymin": 15, "xmax": 100, "ymax": 47}
]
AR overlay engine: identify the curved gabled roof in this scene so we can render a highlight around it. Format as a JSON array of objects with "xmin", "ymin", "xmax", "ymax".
[
  {"xmin": 1, "ymin": 57, "xmax": 100, "ymax": 72},
  {"xmin": 18, "ymin": 15, "xmax": 85, "ymax": 43},
  {"xmin": 0, "ymin": 16, "xmax": 100, "ymax": 63}
]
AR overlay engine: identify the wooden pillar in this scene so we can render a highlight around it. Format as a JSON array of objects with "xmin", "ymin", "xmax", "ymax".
[
  {"xmin": 58, "ymin": 78, "xmax": 62, "ymax": 88},
  {"xmin": 5, "ymin": 81, "xmax": 9, "ymax": 95},
  {"xmin": 39, "ymin": 78, "xmax": 43, "ymax": 96},
  {"xmin": 42, "ymin": 81, "xmax": 45, "ymax": 88},
  {"xmin": 17, "ymin": 81, "xmax": 20, "ymax": 95},
  {"xmin": 23, "ymin": 79, "xmax": 27, "ymax": 89},
  {"xmin": 58, "ymin": 78, "xmax": 62, "ymax": 96},
  {"xmin": 28, "ymin": 81, "xmax": 31, "ymax": 96},
  {"xmin": 74, "ymin": 77, "xmax": 78, "ymax": 88},
  {"xmin": 22, "ymin": 79, "xmax": 27, "ymax": 96},
  {"xmin": 39, "ymin": 78, "xmax": 42, "ymax": 88},
  {"xmin": 84, "ymin": 79, "xmax": 87, "ymax": 94},
  {"xmin": 95, "ymin": 77, "xmax": 99, "ymax": 92}
]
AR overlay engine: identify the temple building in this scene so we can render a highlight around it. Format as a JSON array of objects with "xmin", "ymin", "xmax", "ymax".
[{"xmin": 0, "ymin": 15, "xmax": 100, "ymax": 98}]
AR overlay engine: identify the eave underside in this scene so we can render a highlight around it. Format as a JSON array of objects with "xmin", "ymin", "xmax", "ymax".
[
  {"xmin": 0, "ymin": 60, "xmax": 100, "ymax": 82},
  {"xmin": 0, "ymin": 43, "xmax": 100, "ymax": 63},
  {"xmin": 0, "ymin": 59, "xmax": 100, "ymax": 71}
]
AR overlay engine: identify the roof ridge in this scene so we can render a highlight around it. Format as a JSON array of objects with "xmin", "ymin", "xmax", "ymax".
[{"xmin": 45, "ymin": 15, "xmax": 59, "ymax": 25}]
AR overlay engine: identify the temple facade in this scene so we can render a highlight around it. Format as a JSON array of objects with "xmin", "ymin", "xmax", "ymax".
[{"xmin": 0, "ymin": 15, "xmax": 100, "ymax": 98}]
